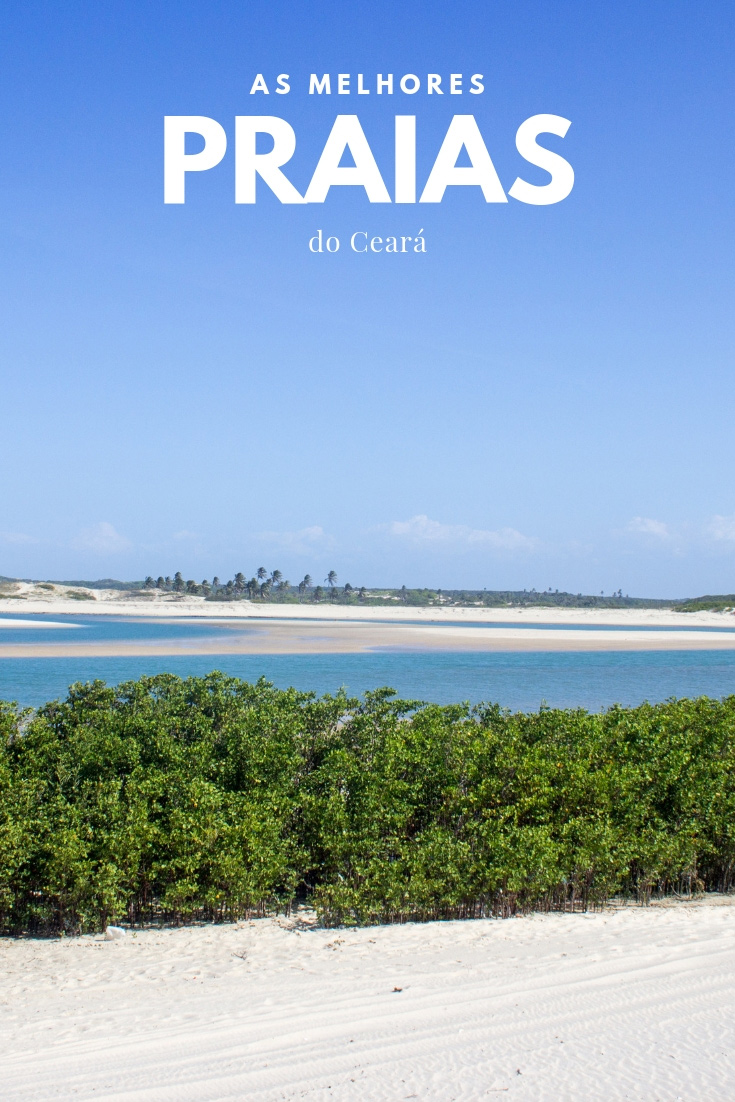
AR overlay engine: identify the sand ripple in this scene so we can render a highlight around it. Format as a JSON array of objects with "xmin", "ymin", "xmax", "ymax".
[{"xmin": 2, "ymin": 898, "xmax": 734, "ymax": 1099}]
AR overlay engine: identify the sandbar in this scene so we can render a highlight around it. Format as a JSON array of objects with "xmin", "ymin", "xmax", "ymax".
[{"xmin": 1, "ymin": 617, "xmax": 735, "ymax": 658}]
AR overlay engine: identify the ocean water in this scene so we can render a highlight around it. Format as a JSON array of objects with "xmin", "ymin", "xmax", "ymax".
[{"xmin": 1, "ymin": 614, "xmax": 735, "ymax": 711}]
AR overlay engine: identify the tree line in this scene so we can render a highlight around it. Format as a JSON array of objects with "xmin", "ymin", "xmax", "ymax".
[
  {"xmin": 140, "ymin": 576, "xmax": 689, "ymax": 609},
  {"xmin": 1, "ymin": 673, "xmax": 734, "ymax": 934},
  {"xmin": 143, "ymin": 569, "xmax": 368, "ymax": 602}
]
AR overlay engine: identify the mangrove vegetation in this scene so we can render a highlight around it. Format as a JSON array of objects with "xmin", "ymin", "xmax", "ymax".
[{"xmin": 1, "ymin": 674, "xmax": 735, "ymax": 935}]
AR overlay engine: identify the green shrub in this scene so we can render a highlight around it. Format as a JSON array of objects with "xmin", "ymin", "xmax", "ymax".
[{"xmin": 1, "ymin": 677, "xmax": 734, "ymax": 934}]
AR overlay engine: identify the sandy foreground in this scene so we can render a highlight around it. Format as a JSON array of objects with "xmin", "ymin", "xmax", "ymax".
[{"xmin": 2, "ymin": 900, "xmax": 734, "ymax": 1101}]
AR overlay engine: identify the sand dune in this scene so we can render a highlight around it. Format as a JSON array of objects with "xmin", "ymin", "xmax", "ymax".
[{"xmin": 2, "ymin": 898, "xmax": 734, "ymax": 1100}]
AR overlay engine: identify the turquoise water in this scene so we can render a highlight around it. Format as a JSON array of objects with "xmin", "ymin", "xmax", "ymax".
[{"xmin": 1, "ymin": 614, "xmax": 735, "ymax": 711}]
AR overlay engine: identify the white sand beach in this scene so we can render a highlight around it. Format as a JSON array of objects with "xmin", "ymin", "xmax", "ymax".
[
  {"xmin": 2, "ymin": 898, "xmax": 734, "ymax": 1101},
  {"xmin": 1, "ymin": 582, "xmax": 734, "ymax": 628}
]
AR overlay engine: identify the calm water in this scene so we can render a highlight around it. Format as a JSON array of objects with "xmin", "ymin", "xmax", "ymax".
[{"xmin": 1, "ymin": 614, "xmax": 735, "ymax": 711}]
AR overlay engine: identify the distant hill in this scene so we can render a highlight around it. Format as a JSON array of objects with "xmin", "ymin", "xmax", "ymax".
[
  {"xmin": 0, "ymin": 576, "xmax": 142, "ymax": 591},
  {"xmin": 56, "ymin": 578, "xmax": 144, "ymax": 591}
]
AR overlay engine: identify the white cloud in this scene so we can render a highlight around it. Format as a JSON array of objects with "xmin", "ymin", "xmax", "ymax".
[
  {"xmin": 620, "ymin": 514, "xmax": 735, "ymax": 554},
  {"xmin": 0, "ymin": 531, "xmax": 39, "ymax": 545},
  {"xmin": 387, "ymin": 515, "xmax": 537, "ymax": 551},
  {"xmin": 707, "ymin": 515, "xmax": 735, "ymax": 543},
  {"xmin": 70, "ymin": 522, "xmax": 131, "ymax": 554},
  {"xmin": 625, "ymin": 517, "xmax": 671, "ymax": 540},
  {"xmin": 255, "ymin": 525, "xmax": 336, "ymax": 554}
]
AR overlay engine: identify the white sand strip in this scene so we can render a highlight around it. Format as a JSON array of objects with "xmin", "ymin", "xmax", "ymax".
[
  {"xmin": 2, "ymin": 591, "xmax": 735, "ymax": 629},
  {"xmin": 0, "ymin": 619, "xmax": 79, "ymax": 629},
  {"xmin": 2, "ymin": 898, "xmax": 734, "ymax": 1100}
]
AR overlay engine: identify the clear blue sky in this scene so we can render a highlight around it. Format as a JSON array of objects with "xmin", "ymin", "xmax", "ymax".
[{"xmin": 1, "ymin": 1, "xmax": 733, "ymax": 596}]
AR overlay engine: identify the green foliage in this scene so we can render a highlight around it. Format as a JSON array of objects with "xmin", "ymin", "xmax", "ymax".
[
  {"xmin": 1, "ymin": 677, "xmax": 735, "ymax": 934},
  {"xmin": 678, "ymin": 595, "xmax": 735, "ymax": 612}
]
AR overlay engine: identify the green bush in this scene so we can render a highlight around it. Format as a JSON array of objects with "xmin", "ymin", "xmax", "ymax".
[{"xmin": 1, "ymin": 675, "xmax": 734, "ymax": 934}]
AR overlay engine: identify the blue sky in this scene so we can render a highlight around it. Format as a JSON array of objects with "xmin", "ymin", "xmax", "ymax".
[{"xmin": 1, "ymin": 0, "xmax": 734, "ymax": 596}]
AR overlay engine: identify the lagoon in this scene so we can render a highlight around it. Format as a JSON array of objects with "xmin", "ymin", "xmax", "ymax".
[{"xmin": 1, "ymin": 614, "xmax": 735, "ymax": 710}]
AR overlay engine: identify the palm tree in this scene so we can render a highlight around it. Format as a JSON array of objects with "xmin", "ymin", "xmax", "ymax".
[
  {"xmin": 271, "ymin": 569, "xmax": 283, "ymax": 587},
  {"xmin": 234, "ymin": 572, "xmax": 246, "ymax": 593},
  {"xmin": 173, "ymin": 572, "xmax": 185, "ymax": 593},
  {"xmin": 257, "ymin": 567, "xmax": 267, "ymax": 582},
  {"xmin": 314, "ymin": 585, "xmax": 323, "ymax": 602},
  {"xmin": 298, "ymin": 575, "xmax": 312, "ymax": 600},
  {"xmin": 326, "ymin": 570, "xmax": 337, "ymax": 589}
]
